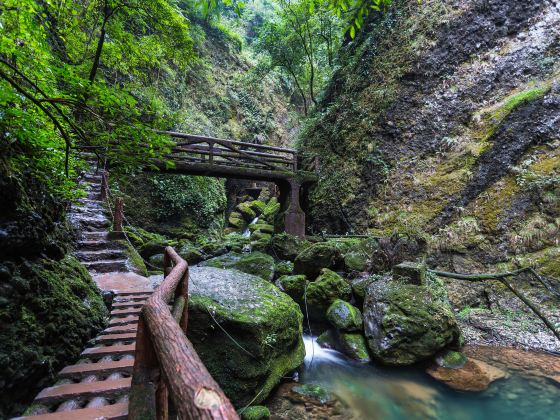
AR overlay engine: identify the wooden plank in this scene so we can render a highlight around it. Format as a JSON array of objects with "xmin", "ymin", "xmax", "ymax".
[
  {"xmin": 109, "ymin": 316, "xmax": 139, "ymax": 326},
  {"xmin": 103, "ymin": 325, "xmax": 138, "ymax": 334},
  {"xmin": 81, "ymin": 344, "xmax": 135, "ymax": 358},
  {"xmin": 114, "ymin": 289, "xmax": 152, "ymax": 296},
  {"xmin": 111, "ymin": 301, "xmax": 145, "ymax": 308},
  {"xmin": 14, "ymin": 403, "xmax": 128, "ymax": 420},
  {"xmin": 110, "ymin": 307, "xmax": 142, "ymax": 316},
  {"xmin": 96, "ymin": 333, "xmax": 137, "ymax": 344},
  {"xmin": 59, "ymin": 360, "xmax": 134, "ymax": 379},
  {"xmin": 35, "ymin": 379, "xmax": 131, "ymax": 405}
]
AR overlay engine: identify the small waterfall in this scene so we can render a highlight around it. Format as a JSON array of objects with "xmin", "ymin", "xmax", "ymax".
[
  {"xmin": 241, "ymin": 217, "xmax": 259, "ymax": 238},
  {"xmin": 303, "ymin": 335, "xmax": 347, "ymax": 367}
]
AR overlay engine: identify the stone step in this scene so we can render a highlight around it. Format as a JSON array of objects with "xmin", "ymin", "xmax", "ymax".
[
  {"xmin": 95, "ymin": 333, "xmax": 137, "ymax": 345},
  {"xmin": 81, "ymin": 344, "xmax": 136, "ymax": 359},
  {"xmin": 83, "ymin": 259, "xmax": 128, "ymax": 273},
  {"xmin": 110, "ymin": 308, "xmax": 142, "ymax": 317},
  {"xmin": 58, "ymin": 359, "xmax": 134, "ymax": 380},
  {"xmin": 111, "ymin": 301, "xmax": 145, "ymax": 309},
  {"xmin": 76, "ymin": 249, "xmax": 126, "ymax": 262},
  {"xmin": 102, "ymin": 325, "xmax": 138, "ymax": 335},
  {"xmin": 77, "ymin": 198, "xmax": 104, "ymax": 206},
  {"xmin": 73, "ymin": 216, "xmax": 110, "ymax": 229},
  {"xmin": 81, "ymin": 231, "xmax": 110, "ymax": 240},
  {"xmin": 13, "ymin": 403, "xmax": 128, "ymax": 420},
  {"xmin": 77, "ymin": 240, "xmax": 120, "ymax": 251},
  {"xmin": 33, "ymin": 378, "xmax": 131, "ymax": 405}
]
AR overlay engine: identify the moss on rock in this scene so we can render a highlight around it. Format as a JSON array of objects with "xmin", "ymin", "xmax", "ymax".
[
  {"xmin": 275, "ymin": 275, "xmax": 308, "ymax": 304},
  {"xmin": 306, "ymin": 269, "xmax": 352, "ymax": 320},
  {"xmin": 240, "ymin": 405, "xmax": 270, "ymax": 420},
  {"xmin": 294, "ymin": 242, "xmax": 345, "ymax": 279},
  {"xmin": 267, "ymin": 233, "xmax": 310, "ymax": 261},
  {"xmin": 187, "ymin": 267, "xmax": 304, "ymax": 407},
  {"xmin": 326, "ymin": 299, "xmax": 363, "ymax": 332},
  {"xmin": 339, "ymin": 333, "xmax": 371, "ymax": 363}
]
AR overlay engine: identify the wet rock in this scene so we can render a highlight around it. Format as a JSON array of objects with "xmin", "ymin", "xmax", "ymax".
[
  {"xmin": 363, "ymin": 272, "xmax": 461, "ymax": 365},
  {"xmin": 148, "ymin": 253, "xmax": 165, "ymax": 267},
  {"xmin": 236, "ymin": 202, "xmax": 257, "ymax": 221},
  {"xmin": 326, "ymin": 300, "xmax": 363, "ymax": 332},
  {"xmin": 187, "ymin": 267, "xmax": 304, "ymax": 407},
  {"xmin": 426, "ymin": 358, "xmax": 508, "ymax": 391},
  {"xmin": 343, "ymin": 250, "xmax": 369, "ymax": 273},
  {"xmin": 435, "ymin": 350, "xmax": 468, "ymax": 369},
  {"xmin": 347, "ymin": 274, "xmax": 379, "ymax": 301},
  {"xmin": 239, "ymin": 405, "xmax": 270, "ymax": 420},
  {"xmin": 267, "ymin": 233, "xmax": 309, "ymax": 261},
  {"xmin": 249, "ymin": 223, "xmax": 274, "ymax": 234},
  {"xmin": 338, "ymin": 333, "xmax": 371, "ymax": 363},
  {"xmin": 294, "ymin": 242, "xmax": 344, "ymax": 279},
  {"xmin": 275, "ymin": 275, "xmax": 308, "ymax": 304},
  {"xmin": 177, "ymin": 242, "xmax": 204, "ymax": 264},
  {"xmin": 292, "ymin": 384, "xmax": 334, "ymax": 404},
  {"xmin": 317, "ymin": 329, "xmax": 337, "ymax": 349},
  {"xmin": 228, "ymin": 212, "xmax": 246, "ymax": 229},
  {"xmin": 203, "ymin": 252, "xmax": 275, "ymax": 281},
  {"xmin": 307, "ymin": 269, "xmax": 352, "ymax": 320}
]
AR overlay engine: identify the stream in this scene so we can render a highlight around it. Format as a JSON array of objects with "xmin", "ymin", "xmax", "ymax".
[{"xmin": 299, "ymin": 336, "xmax": 560, "ymax": 420}]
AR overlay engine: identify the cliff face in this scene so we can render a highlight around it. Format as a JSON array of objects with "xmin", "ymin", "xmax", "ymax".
[{"xmin": 302, "ymin": 0, "xmax": 560, "ymax": 274}]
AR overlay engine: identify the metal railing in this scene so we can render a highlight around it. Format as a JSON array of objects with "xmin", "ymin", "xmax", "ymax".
[{"xmin": 129, "ymin": 247, "xmax": 238, "ymax": 419}]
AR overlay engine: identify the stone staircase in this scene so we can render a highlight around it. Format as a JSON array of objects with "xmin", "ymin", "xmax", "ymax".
[
  {"xmin": 70, "ymin": 167, "xmax": 130, "ymax": 274},
  {"xmin": 14, "ymin": 161, "xmax": 154, "ymax": 419},
  {"xmin": 15, "ymin": 288, "xmax": 152, "ymax": 419}
]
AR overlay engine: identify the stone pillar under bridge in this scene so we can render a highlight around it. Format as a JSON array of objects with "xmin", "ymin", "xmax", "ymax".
[{"xmin": 278, "ymin": 178, "xmax": 306, "ymax": 237}]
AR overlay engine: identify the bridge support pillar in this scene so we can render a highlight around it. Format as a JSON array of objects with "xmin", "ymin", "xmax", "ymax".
[{"xmin": 284, "ymin": 179, "xmax": 305, "ymax": 237}]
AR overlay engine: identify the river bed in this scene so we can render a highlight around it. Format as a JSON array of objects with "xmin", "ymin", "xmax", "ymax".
[{"xmin": 289, "ymin": 336, "xmax": 560, "ymax": 420}]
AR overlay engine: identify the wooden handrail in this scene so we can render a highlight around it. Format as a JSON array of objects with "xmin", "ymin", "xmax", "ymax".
[{"xmin": 129, "ymin": 247, "xmax": 238, "ymax": 419}]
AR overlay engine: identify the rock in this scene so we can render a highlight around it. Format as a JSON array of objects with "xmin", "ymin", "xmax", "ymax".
[
  {"xmin": 262, "ymin": 197, "xmax": 280, "ymax": 221},
  {"xmin": 267, "ymin": 233, "xmax": 309, "ymax": 261},
  {"xmin": 291, "ymin": 384, "xmax": 334, "ymax": 404},
  {"xmin": 203, "ymin": 252, "xmax": 275, "ymax": 281},
  {"xmin": 187, "ymin": 267, "xmax": 304, "ymax": 407},
  {"xmin": 250, "ymin": 231, "xmax": 272, "ymax": 243},
  {"xmin": 249, "ymin": 223, "xmax": 274, "ymax": 234},
  {"xmin": 177, "ymin": 242, "xmax": 204, "ymax": 264},
  {"xmin": 435, "ymin": 350, "xmax": 468, "ymax": 369},
  {"xmin": 307, "ymin": 269, "xmax": 352, "ymax": 320},
  {"xmin": 338, "ymin": 333, "xmax": 371, "ymax": 363},
  {"xmin": 239, "ymin": 405, "xmax": 270, "ymax": 420},
  {"xmin": 148, "ymin": 253, "xmax": 165, "ymax": 268},
  {"xmin": 138, "ymin": 239, "xmax": 173, "ymax": 259},
  {"xmin": 426, "ymin": 358, "xmax": 508, "ymax": 391},
  {"xmin": 275, "ymin": 275, "xmax": 308, "ymax": 304},
  {"xmin": 317, "ymin": 330, "xmax": 337, "ymax": 349},
  {"xmin": 236, "ymin": 202, "xmax": 257, "ymax": 221},
  {"xmin": 392, "ymin": 261, "xmax": 426, "ymax": 285},
  {"xmin": 228, "ymin": 212, "xmax": 246, "ymax": 229},
  {"xmin": 294, "ymin": 242, "xmax": 344, "ymax": 279},
  {"xmin": 363, "ymin": 272, "xmax": 462, "ymax": 365},
  {"xmin": 249, "ymin": 200, "xmax": 267, "ymax": 216},
  {"xmin": 347, "ymin": 275, "xmax": 379, "ymax": 301},
  {"xmin": 274, "ymin": 260, "xmax": 294, "ymax": 278},
  {"xmin": 343, "ymin": 250, "xmax": 369, "ymax": 273},
  {"xmin": 326, "ymin": 299, "xmax": 363, "ymax": 332}
]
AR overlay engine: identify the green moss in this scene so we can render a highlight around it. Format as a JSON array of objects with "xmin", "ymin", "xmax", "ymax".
[
  {"xmin": 239, "ymin": 406, "xmax": 270, "ymax": 420},
  {"xmin": 306, "ymin": 269, "xmax": 352, "ymax": 320},
  {"xmin": 120, "ymin": 240, "xmax": 148, "ymax": 276},
  {"xmin": 203, "ymin": 252, "xmax": 275, "ymax": 281},
  {"xmin": 291, "ymin": 384, "xmax": 334, "ymax": 404},
  {"xmin": 339, "ymin": 333, "xmax": 371, "ymax": 362},
  {"xmin": 275, "ymin": 274, "xmax": 308, "ymax": 303},
  {"xmin": 326, "ymin": 299, "xmax": 363, "ymax": 332}
]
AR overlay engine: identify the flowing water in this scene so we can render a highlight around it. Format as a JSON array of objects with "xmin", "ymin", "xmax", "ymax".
[
  {"xmin": 300, "ymin": 336, "xmax": 560, "ymax": 420},
  {"xmin": 242, "ymin": 217, "xmax": 259, "ymax": 238}
]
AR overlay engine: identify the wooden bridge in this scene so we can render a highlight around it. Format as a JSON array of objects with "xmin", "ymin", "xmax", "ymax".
[{"xmin": 149, "ymin": 131, "xmax": 316, "ymax": 237}]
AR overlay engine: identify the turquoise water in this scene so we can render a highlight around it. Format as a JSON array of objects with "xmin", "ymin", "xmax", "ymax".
[{"xmin": 300, "ymin": 336, "xmax": 560, "ymax": 420}]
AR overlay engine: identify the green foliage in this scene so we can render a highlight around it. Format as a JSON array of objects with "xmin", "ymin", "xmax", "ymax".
[{"xmin": 149, "ymin": 175, "xmax": 227, "ymax": 227}]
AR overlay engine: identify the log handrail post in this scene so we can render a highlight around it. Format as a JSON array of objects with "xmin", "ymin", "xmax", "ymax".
[
  {"xmin": 209, "ymin": 141, "xmax": 214, "ymax": 165},
  {"xmin": 113, "ymin": 196, "xmax": 124, "ymax": 232},
  {"xmin": 129, "ymin": 247, "xmax": 238, "ymax": 419}
]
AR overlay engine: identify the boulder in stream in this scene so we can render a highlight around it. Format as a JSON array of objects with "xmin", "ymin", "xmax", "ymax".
[
  {"xmin": 294, "ymin": 242, "xmax": 344, "ymax": 278},
  {"xmin": 203, "ymin": 251, "xmax": 275, "ymax": 281},
  {"xmin": 363, "ymin": 272, "xmax": 461, "ymax": 365},
  {"xmin": 187, "ymin": 267, "xmax": 304, "ymax": 407},
  {"xmin": 307, "ymin": 269, "xmax": 352, "ymax": 320},
  {"xmin": 426, "ymin": 358, "xmax": 508, "ymax": 392},
  {"xmin": 326, "ymin": 299, "xmax": 363, "ymax": 332}
]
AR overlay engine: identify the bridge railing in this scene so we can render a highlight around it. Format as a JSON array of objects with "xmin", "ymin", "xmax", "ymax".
[
  {"xmin": 163, "ymin": 131, "xmax": 297, "ymax": 172},
  {"xmin": 129, "ymin": 246, "xmax": 238, "ymax": 420}
]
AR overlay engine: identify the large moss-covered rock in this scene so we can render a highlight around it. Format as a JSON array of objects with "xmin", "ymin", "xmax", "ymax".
[
  {"xmin": 177, "ymin": 242, "xmax": 204, "ymax": 264},
  {"xmin": 187, "ymin": 267, "xmax": 304, "ymax": 407},
  {"xmin": 203, "ymin": 252, "xmax": 275, "ymax": 281},
  {"xmin": 275, "ymin": 275, "xmax": 308, "ymax": 304},
  {"xmin": 306, "ymin": 269, "xmax": 352, "ymax": 320},
  {"xmin": 236, "ymin": 202, "xmax": 257, "ymax": 222},
  {"xmin": 228, "ymin": 212, "xmax": 246, "ymax": 229},
  {"xmin": 326, "ymin": 299, "xmax": 363, "ymax": 332},
  {"xmin": 240, "ymin": 405, "xmax": 270, "ymax": 420},
  {"xmin": 294, "ymin": 242, "xmax": 344, "ymax": 278},
  {"xmin": 274, "ymin": 260, "xmax": 294, "ymax": 278},
  {"xmin": 363, "ymin": 272, "xmax": 461, "ymax": 365},
  {"xmin": 267, "ymin": 233, "xmax": 309, "ymax": 261}
]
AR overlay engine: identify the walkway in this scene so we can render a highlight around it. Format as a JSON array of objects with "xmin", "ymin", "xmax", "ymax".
[{"xmin": 17, "ymin": 162, "xmax": 152, "ymax": 419}]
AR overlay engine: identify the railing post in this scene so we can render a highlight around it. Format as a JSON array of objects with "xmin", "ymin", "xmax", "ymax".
[
  {"xmin": 113, "ymin": 197, "xmax": 124, "ymax": 233},
  {"xmin": 179, "ymin": 266, "xmax": 189, "ymax": 333},
  {"xmin": 209, "ymin": 141, "xmax": 214, "ymax": 164},
  {"xmin": 100, "ymin": 170, "xmax": 109, "ymax": 201}
]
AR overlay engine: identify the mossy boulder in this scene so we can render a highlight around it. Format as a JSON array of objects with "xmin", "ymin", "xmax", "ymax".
[
  {"xmin": 240, "ymin": 405, "xmax": 270, "ymax": 420},
  {"xmin": 274, "ymin": 260, "xmax": 294, "ymax": 278},
  {"xmin": 316, "ymin": 330, "xmax": 337, "ymax": 349},
  {"xmin": 187, "ymin": 267, "xmax": 304, "ymax": 407},
  {"xmin": 236, "ymin": 202, "xmax": 257, "ymax": 222},
  {"xmin": 339, "ymin": 333, "xmax": 371, "ymax": 363},
  {"xmin": 148, "ymin": 253, "xmax": 165, "ymax": 268},
  {"xmin": 249, "ymin": 223, "xmax": 274, "ymax": 234},
  {"xmin": 249, "ymin": 200, "xmax": 267, "ymax": 215},
  {"xmin": 294, "ymin": 242, "xmax": 344, "ymax": 278},
  {"xmin": 306, "ymin": 269, "xmax": 352, "ymax": 320},
  {"xmin": 275, "ymin": 275, "xmax": 308, "ymax": 304},
  {"xmin": 177, "ymin": 242, "xmax": 204, "ymax": 264},
  {"xmin": 326, "ymin": 300, "xmax": 363, "ymax": 332},
  {"xmin": 347, "ymin": 275, "xmax": 379, "ymax": 301},
  {"xmin": 435, "ymin": 350, "xmax": 468, "ymax": 369},
  {"xmin": 262, "ymin": 198, "xmax": 280, "ymax": 221},
  {"xmin": 363, "ymin": 272, "xmax": 461, "ymax": 366},
  {"xmin": 267, "ymin": 233, "xmax": 309, "ymax": 261},
  {"xmin": 203, "ymin": 252, "xmax": 275, "ymax": 281},
  {"xmin": 393, "ymin": 261, "xmax": 427, "ymax": 286},
  {"xmin": 343, "ymin": 250, "xmax": 369, "ymax": 273},
  {"xmin": 228, "ymin": 212, "xmax": 246, "ymax": 229}
]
